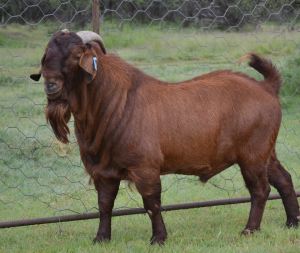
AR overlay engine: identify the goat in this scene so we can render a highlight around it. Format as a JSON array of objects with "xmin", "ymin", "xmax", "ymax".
[{"xmin": 30, "ymin": 30, "xmax": 300, "ymax": 245}]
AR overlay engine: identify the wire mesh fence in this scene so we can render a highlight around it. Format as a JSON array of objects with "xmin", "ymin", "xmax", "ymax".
[{"xmin": 0, "ymin": 0, "xmax": 300, "ymax": 228}]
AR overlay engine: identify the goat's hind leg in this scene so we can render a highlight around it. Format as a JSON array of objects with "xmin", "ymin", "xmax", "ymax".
[
  {"xmin": 93, "ymin": 179, "xmax": 120, "ymax": 243},
  {"xmin": 268, "ymin": 151, "xmax": 300, "ymax": 227},
  {"xmin": 240, "ymin": 161, "xmax": 271, "ymax": 234}
]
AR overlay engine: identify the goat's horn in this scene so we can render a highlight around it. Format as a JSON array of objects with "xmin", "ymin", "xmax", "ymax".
[
  {"xmin": 61, "ymin": 29, "xmax": 70, "ymax": 33},
  {"xmin": 76, "ymin": 31, "xmax": 106, "ymax": 55}
]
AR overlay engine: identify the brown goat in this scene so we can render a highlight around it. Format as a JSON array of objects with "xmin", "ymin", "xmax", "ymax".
[{"xmin": 30, "ymin": 30, "xmax": 300, "ymax": 245}]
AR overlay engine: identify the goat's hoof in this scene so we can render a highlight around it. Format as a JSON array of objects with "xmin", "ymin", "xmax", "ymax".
[
  {"xmin": 150, "ymin": 234, "xmax": 167, "ymax": 246},
  {"xmin": 241, "ymin": 228, "xmax": 258, "ymax": 235},
  {"xmin": 93, "ymin": 235, "xmax": 110, "ymax": 244},
  {"xmin": 286, "ymin": 219, "xmax": 298, "ymax": 228}
]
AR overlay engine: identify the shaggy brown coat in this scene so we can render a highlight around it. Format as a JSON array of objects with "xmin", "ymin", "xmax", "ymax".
[{"xmin": 30, "ymin": 31, "xmax": 300, "ymax": 245}]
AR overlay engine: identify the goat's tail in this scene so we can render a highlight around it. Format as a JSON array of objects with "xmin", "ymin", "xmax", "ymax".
[{"xmin": 239, "ymin": 53, "xmax": 282, "ymax": 98}]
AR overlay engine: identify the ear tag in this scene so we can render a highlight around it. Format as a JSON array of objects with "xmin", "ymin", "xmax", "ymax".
[{"xmin": 93, "ymin": 57, "xmax": 97, "ymax": 70}]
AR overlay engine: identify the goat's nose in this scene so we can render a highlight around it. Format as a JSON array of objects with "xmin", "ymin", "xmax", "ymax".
[
  {"xmin": 44, "ymin": 82, "xmax": 58, "ymax": 94},
  {"xmin": 44, "ymin": 82, "xmax": 57, "ymax": 91}
]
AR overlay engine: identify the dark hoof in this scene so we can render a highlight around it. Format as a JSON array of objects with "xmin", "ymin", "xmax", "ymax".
[
  {"xmin": 286, "ymin": 219, "xmax": 298, "ymax": 228},
  {"xmin": 150, "ymin": 234, "xmax": 167, "ymax": 246},
  {"xmin": 241, "ymin": 228, "xmax": 258, "ymax": 235},
  {"xmin": 93, "ymin": 235, "xmax": 110, "ymax": 244}
]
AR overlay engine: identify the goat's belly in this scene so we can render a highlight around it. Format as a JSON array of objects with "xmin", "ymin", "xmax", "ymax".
[
  {"xmin": 160, "ymin": 163, "xmax": 211, "ymax": 176},
  {"xmin": 160, "ymin": 160, "xmax": 234, "ymax": 179}
]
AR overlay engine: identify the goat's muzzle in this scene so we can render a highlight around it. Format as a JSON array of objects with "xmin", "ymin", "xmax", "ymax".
[{"xmin": 44, "ymin": 79, "xmax": 64, "ymax": 100}]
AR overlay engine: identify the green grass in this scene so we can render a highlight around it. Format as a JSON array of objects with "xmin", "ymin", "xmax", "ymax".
[
  {"xmin": 1, "ymin": 202, "xmax": 300, "ymax": 253},
  {"xmin": 0, "ymin": 21, "xmax": 300, "ymax": 252}
]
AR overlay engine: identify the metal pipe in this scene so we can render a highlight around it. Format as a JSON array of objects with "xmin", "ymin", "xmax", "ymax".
[
  {"xmin": 92, "ymin": 0, "xmax": 100, "ymax": 35},
  {"xmin": 1, "ymin": 192, "xmax": 300, "ymax": 229}
]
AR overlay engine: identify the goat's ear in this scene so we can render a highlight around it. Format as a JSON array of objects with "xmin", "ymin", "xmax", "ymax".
[
  {"xmin": 79, "ymin": 51, "xmax": 97, "ymax": 84},
  {"xmin": 30, "ymin": 66, "xmax": 42, "ymax": 81},
  {"xmin": 30, "ymin": 45, "xmax": 48, "ymax": 82}
]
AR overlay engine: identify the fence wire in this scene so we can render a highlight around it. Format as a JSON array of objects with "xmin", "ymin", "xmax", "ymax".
[{"xmin": 0, "ymin": 0, "xmax": 300, "ymax": 228}]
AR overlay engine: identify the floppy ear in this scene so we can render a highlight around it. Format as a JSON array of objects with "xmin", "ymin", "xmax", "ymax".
[
  {"xmin": 30, "ymin": 65, "xmax": 42, "ymax": 81},
  {"xmin": 79, "ymin": 51, "xmax": 98, "ymax": 84},
  {"xmin": 30, "ymin": 44, "xmax": 48, "ymax": 82}
]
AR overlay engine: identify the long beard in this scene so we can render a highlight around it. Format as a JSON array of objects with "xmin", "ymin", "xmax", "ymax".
[{"xmin": 45, "ymin": 95, "xmax": 71, "ymax": 144}]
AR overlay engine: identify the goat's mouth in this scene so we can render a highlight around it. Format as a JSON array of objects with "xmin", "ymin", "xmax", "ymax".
[
  {"xmin": 44, "ymin": 82, "xmax": 63, "ymax": 100},
  {"xmin": 45, "ymin": 89, "xmax": 63, "ymax": 100}
]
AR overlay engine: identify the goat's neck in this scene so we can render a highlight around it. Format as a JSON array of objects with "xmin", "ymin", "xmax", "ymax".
[{"xmin": 69, "ymin": 70, "xmax": 129, "ymax": 156}]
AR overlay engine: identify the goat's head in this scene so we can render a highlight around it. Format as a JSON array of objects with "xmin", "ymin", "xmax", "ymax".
[{"xmin": 30, "ymin": 30, "xmax": 106, "ymax": 143}]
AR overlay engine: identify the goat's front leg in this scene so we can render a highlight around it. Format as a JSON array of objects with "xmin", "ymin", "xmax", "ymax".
[
  {"xmin": 142, "ymin": 195, "xmax": 167, "ymax": 245},
  {"xmin": 93, "ymin": 179, "xmax": 120, "ymax": 243},
  {"xmin": 134, "ymin": 170, "xmax": 167, "ymax": 245}
]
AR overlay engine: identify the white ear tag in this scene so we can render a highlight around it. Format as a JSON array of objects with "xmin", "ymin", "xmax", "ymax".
[{"xmin": 93, "ymin": 57, "xmax": 97, "ymax": 70}]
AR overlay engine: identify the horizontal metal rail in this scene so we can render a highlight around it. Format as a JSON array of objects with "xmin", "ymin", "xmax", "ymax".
[{"xmin": 1, "ymin": 191, "xmax": 300, "ymax": 229}]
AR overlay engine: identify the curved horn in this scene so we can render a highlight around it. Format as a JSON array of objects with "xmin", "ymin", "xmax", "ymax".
[
  {"xmin": 61, "ymin": 29, "xmax": 70, "ymax": 33},
  {"xmin": 76, "ymin": 31, "xmax": 106, "ymax": 55}
]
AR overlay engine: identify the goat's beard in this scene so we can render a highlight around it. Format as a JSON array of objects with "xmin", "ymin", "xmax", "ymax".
[{"xmin": 45, "ymin": 94, "xmax": 71, "ymax": 144}]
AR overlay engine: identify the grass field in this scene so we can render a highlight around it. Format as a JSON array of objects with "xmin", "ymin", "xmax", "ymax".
[{"xmin": 1, "ymin": 21, "xmax": 300, "ymax": 252}]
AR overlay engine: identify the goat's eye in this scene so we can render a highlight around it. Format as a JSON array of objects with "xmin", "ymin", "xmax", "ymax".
[{"xmin": 74, "ymin": 56, "xmax": 80, "ymax": 60}]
